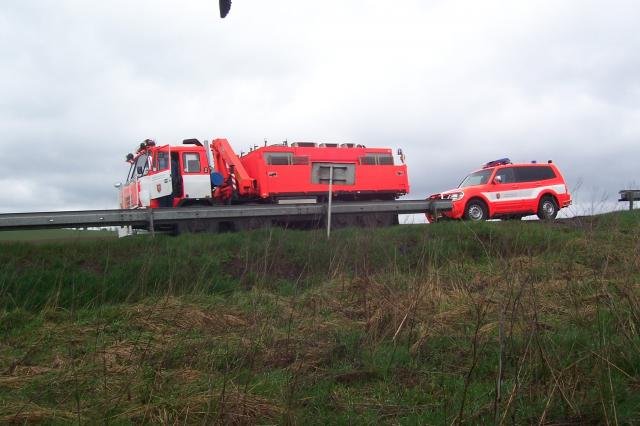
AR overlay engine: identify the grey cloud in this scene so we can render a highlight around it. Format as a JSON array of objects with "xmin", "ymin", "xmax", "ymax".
[{"xmin": 1, "ymin": 0, "xmax": 639, "ymax": 214}]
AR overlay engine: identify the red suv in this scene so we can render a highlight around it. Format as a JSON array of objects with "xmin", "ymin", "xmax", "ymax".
[{"xmin": 428, "ymin": 158, "xmax": 571, "ymax": 222}]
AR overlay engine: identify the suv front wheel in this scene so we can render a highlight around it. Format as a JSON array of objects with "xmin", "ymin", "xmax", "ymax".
[
  {"xmin": 464, "ymin": 200, "xmax": 488, "ymax": 221},
  {"xmin": 537, "ymin": 196, "xmax": 558, "ymax": 220}
]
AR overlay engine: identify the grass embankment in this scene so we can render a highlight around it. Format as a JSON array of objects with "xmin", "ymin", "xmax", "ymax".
[
  {"xmin": 1, "ymin": 213, "xmax": 639, "ymax": 424},
  {"xmin": 0, "ymin": 229, "xmax": 116, "ymax": 242}
]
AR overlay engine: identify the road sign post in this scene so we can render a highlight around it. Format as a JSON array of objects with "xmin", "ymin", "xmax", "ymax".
[{"xmin": 327, "ymin": 166, "xmax": 333, "ymax": 238}]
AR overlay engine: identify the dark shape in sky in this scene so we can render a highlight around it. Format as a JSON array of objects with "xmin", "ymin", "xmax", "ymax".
[{"xmin": 220, "ymin": 0, "xmax": 231, "ymax": 18}]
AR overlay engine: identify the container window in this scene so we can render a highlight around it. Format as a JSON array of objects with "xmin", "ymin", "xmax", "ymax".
[
  {"xmin": 265, "ymin": 153, "xmax": 293, "ymax": 165},
  {"xmin": 377, "ymin": 155, "xmax": 394, "ymax": 165},
  {"xmin": 360, "ymin": 154, "xmax": 394, "ymax": 165},
  {"xmin": 360, "ymin": 155, "xmax": 377, "ymax": 165}
]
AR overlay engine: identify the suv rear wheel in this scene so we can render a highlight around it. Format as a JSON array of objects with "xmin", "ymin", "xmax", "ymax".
[
  {"xmin": 464, "ymin": 200, "xmax": 488, "ymax": 221},
  {"xmin": 537, "ymin": 196, "xmax": 558, "ymax": 220}
]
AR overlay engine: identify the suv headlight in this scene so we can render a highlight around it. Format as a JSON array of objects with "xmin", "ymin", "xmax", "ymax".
[{"xmin": 447, "ymin": 191, "xmax": 464, "ymax": 201}]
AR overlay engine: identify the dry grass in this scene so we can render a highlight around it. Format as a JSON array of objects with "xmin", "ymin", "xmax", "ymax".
[
  {"xmin": 0, "ymin": 404, "xmax": 77, "ymax": 424},
  {"xmin": 127, "ymin": 297, "xmax": 249, "ymax": 335},
  {"xmin": 114, "ymin": 387, "xmax": 283, "ymax": 425}
]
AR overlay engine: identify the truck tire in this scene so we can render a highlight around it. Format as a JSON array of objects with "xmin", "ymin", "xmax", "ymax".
[
  {"xmin": 537, "ymin": 196, "xmax": 558, "ymax": 220},
  {"xmin": 464, "ymin": 199, "xmax": 488, "ymax": 221}
]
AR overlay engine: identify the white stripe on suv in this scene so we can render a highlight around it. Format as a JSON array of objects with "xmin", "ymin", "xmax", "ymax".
[{"xmin": 481, "ymin": 184, "xmax": 566, "ymax": 202}]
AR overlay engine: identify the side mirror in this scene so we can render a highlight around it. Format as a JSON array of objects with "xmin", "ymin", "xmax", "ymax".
[
  {"xmin": 494, "ymin": 176, "xmax": 502, "ymax": 184},
  {"xmin": 114, "ymin": 182, "xmax": 122, "ymax": 189}
]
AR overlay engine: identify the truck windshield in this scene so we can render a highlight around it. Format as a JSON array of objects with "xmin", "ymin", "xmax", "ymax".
[
  {"xmin": 134, "ymin": 153, "xmax": 149, "ymax": 178},
  {"xmin": 458, "ymin": 169, "xmax": 492, "ymax": 188}
]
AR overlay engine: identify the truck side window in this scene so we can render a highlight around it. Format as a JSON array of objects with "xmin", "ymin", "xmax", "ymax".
[
  {"xmin": 182, "ymin": 152, "xmax": 201, "ymax": 173},
  {"xmin": 156, "ymin": 152, "xmax": 170, "ymax": 171}
]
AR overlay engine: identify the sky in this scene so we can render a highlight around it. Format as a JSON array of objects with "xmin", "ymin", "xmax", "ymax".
[{"xmin": 1, "ymin": 0, "xmax": 639, "ymax": 215}]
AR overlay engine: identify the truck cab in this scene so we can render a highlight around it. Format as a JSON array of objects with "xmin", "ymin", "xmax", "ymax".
[{"xmin": 118, "ymin": 139, "xmax": 212, "ymax": 209}]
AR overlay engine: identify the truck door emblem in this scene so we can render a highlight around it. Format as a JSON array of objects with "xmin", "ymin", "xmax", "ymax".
[{"xmin": 157, "ymin": 184, "xmax": 162, "ymax": 193}]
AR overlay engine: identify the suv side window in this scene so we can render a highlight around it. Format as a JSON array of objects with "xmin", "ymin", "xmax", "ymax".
[
  {"xmin": 537, "ymin": 166, "xmax": 556, "ymax": 180},
  {"xmin": 495, "ymin": 167, "xmax": 515, "ymax": 183},
  {"xmin": 514, "ymin": 166, "xmax": 556, "ymax": 182}
]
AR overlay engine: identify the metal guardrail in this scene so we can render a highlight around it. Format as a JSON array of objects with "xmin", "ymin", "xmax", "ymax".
[
  {"xmin": 619, "ymin": 190, "xmax": 640, "ymax": 210},
  {"xmin": 0, "ymin": 199, "xmax": 452, "ymax": 231}
]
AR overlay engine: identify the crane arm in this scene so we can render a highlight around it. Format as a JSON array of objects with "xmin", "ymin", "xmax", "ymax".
[{"xmin": 210, "ymin": 138, "xmax": 256, "ymax": 197}]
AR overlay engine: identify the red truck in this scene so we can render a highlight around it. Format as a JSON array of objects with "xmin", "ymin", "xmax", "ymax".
[{"xmin": 118, "ymin": 137, "xmax": 409, "ymax": 211}]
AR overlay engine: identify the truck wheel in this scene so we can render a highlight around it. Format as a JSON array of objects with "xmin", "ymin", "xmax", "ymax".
[
  {"xmin": 464, "ymin": 200, "xmax": 488, "ymax": 221},
  {"xmin": 537, "ymin": 196, "xmax": 558, "ymax": 220}
]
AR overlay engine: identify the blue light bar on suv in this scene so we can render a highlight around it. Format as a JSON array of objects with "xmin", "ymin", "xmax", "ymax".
[{"xmin": 483, "ymin": 158, "xmax": 511, "ymax": 168}]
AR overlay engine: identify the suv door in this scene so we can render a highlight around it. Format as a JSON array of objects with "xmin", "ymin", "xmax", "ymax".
[{"xmin": 490, "ymin": 167, "xmax": 519, "ymax": 214}]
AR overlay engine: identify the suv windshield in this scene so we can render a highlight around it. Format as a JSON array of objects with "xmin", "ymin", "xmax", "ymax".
[{"xmin": 458, "ymin": 169, "xmax": 492, "ymax": 188}]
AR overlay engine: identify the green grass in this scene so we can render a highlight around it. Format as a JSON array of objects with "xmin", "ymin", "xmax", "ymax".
[
  {"xmin": 1, "ymin": 212, "xmax": 639, "ymax": 424},
  {"xmin": 0, "ymin": 228, "xmax": 116, "ymax": 242}
]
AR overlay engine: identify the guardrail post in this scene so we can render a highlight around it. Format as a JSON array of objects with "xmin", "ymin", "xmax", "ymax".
[
  {"xmin": 148, "ymin": 208, "xmax": 155, "ymax": 237},
  {"xmin": 327, "ymin": 166, "xmax": 333, "ymax": 238}
]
